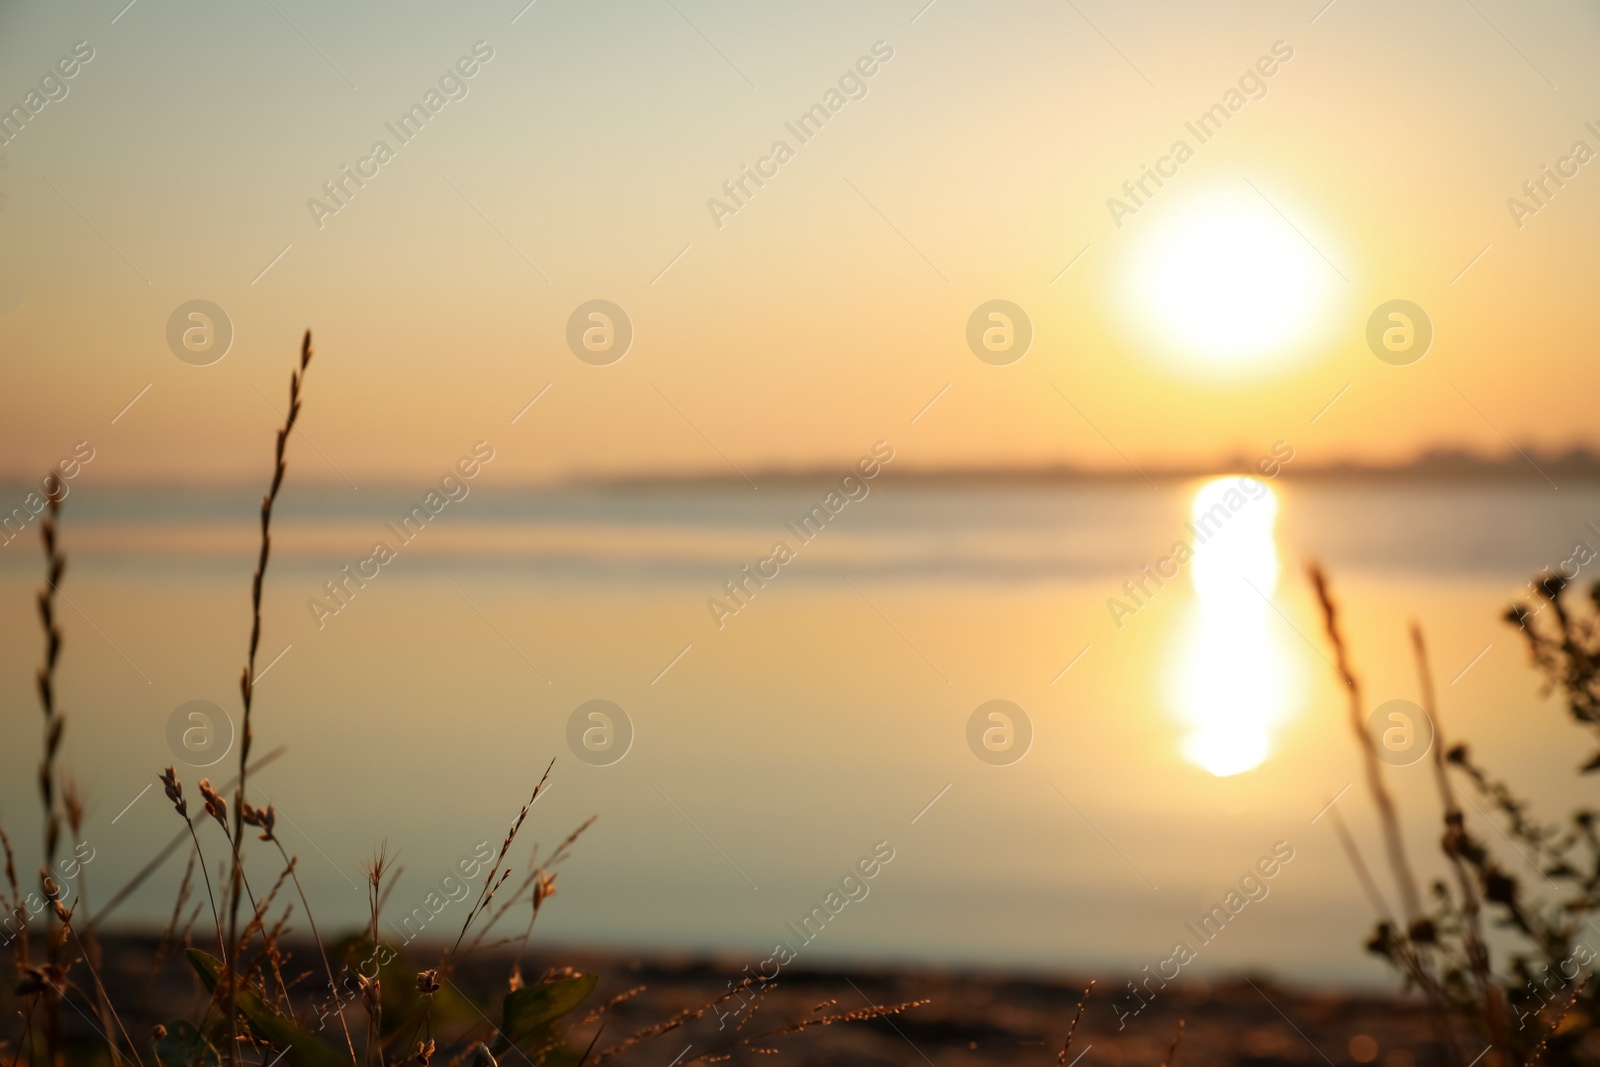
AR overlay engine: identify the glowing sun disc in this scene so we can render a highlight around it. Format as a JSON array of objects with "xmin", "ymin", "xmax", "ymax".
[{"xmin": 1121, "ymin": 184, "xmax": 1337, "ymax": 372}]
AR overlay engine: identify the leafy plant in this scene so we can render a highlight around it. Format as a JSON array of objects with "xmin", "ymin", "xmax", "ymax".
[
  {"xmin": 186, "ymin": 949, "xmax": 348, "ymax": 1067},
  {"xmin": 493, "ymin": 974, "xmax": 598, "ymax": 1058},
  {"xmin": 1313, "ymin": 565, "xmax": 1600, "ymax": 1067}
]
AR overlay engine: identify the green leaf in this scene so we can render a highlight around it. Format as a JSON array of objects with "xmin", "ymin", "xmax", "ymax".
[
  {"xmin": 152, "ymin": 1020, "xmax": 219, "ymax": 1067},
  {"xmin": 185, "ymin": 949, "xmax": 350, "ymax": 1067},
  {"xmin": 490, "ymin": 975, "xmax": 599, "ymax": 1055}
]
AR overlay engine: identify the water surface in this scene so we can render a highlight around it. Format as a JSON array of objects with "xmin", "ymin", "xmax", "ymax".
[{"xmin": 0, "ymin": 476, "xmax": 1591, "ymax": 985}]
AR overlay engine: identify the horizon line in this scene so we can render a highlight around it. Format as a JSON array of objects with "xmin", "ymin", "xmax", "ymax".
[{"xmin": 4, "ymin": 446, "xmax": 1599, "ymax": 492}]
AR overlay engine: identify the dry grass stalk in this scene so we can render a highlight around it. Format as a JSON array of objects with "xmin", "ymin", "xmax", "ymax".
[
  {"xmin": 445, "ymin": 760, "xmax": 555, "ymax": 966},
  {"xmin": 227, "ymin": 328, "xmax": 314, "ymax": 1066},
  {"xmin": 1325, "ymin": 806, "xmax": 1399, "ymax": 921},
  {"xmin": 1528, "ymin": 975, "xmax": 1590, "ymax": 1067},
  {"xmin": 1, "ymin": 827, "xmax": 26, "ymax": 981},
  {"xmin": 1160, "ymin": 1018, "xmax": 1184, "ymax": 1067},
  {"xmin": 37, "ymin": 483, "xmax": 66, "ymax": 889},
  {"xmin": 160, "ymin": 768, "xmax": 225, "ymax": 957},
  {"xmin": 138, "ymin": 847, "xmax": 196, "ymax": 1029},
  {"xmin": 470, "ymin": 815, "xmax": 597, "ymax": 966},
  {"xmin": 589, "ymin": 976, "xmax": 765, "ymax": 1065},
  {"xmin": 92, "ymin": 749, "xmax": 286, "ymax": 931},
  {"xmin": 691, "ymin": 997, "xmax": 931, "ymax": 1062},
  {"xmin": 258, "ymin": 814, "xmax": 358, "ymax": 1063},
  {"xmin": 575, "ymin": 987, "xmax": 645, "ymax": 1030},
  {"xmin": 52, "ymin": 901, "xmax": 141, "ymax": 1067},
  {"xmin": 60, "ymin": 780, "xmax": 125, "ymax": 1067},
  {"xmin": 34, "ymin": 481, "xmax": 68, "ymax": 1067},
  {"xmin": 1308, "ymin": 564, "xmax": 1425, "ymax": 922},
  {"xmin": 1058, "ymin": 979, "xmax": 1095, "ymax": 1065},
  {"xmin": 1309, "ymin": 566, "xmax": 1465, "ymax": 1067},
  {"xmin": 1412, "ymin": 624, "xmax": 1509, "ymax": 1052},
  {"xmin": 363, "ymin": 846, "xmax": 394, "ymax": 1067}
]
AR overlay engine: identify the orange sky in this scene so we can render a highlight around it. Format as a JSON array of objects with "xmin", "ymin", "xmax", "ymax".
[{"xmin": 3, "ymin": 0, "xmax": 1598, "ymax": 485}]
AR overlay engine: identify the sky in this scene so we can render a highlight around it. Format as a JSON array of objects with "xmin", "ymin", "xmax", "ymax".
[{"xmin": 3, "ymin": 0, "xmax": 1599, "ymax": 485}]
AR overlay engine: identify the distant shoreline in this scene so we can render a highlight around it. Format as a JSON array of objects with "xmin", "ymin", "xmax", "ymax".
[
  {"xmin": 582, "ymin": 448, "xmax": 1600, "ymax": 490},
  {"xmin": 3, "ymin": 448, "xmax": 1597, "ymax": 493}
]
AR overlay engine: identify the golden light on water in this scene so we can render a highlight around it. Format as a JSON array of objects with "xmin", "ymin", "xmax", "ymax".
[{"xmin": 1166, "ymin": 476, "xmax": 1303, "ymax": 777}]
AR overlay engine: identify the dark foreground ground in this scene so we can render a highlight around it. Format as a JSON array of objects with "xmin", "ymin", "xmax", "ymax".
[
  {"xmin": 537, "ymin": 952, "xmax": 1443, "ymax": 1067},
  {"xmin": 25, "ymin": 937, "xmax": 1451, "ymax": 1067}
]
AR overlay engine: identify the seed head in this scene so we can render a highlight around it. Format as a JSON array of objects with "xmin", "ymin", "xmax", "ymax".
[
  {"xmin": 15, "ymin": 964, "xmax": 67, "ymax": 996},
  {"xmin": 197, "ymin": 778, "xmax": 228, "ymax": 832},
  {"xmin": 357, "ymin": 972, "xmax": 381, "ymax": 1012},
  {"xmin": 62, "ymin": 780, "xmax": 85, "ymax": 835},
  {"xmin": 160, "ymin": 767, "xmax": 188, "ymax": 818},
  {"xmin": 242, "ymin": 801, "xmax": 277, "ymax": 841},
  {"xmin": 532, "ymin": 870, "xmax": 557, "ymax": 911}
]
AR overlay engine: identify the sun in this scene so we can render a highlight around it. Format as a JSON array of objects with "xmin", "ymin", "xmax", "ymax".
[{"xmin": 1119, "ymin": 184, "xmax": 1339, "ymax": 374}]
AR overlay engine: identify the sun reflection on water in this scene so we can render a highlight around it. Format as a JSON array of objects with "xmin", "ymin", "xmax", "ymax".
[{"xmin": 1166, "ymin": 476, "xmax": 1301, "ymax": 776}]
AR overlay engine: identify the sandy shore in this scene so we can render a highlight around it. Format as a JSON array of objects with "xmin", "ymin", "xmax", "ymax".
[{"xmin": 53, "ymin": 936, "xmax": 1447, "ymax": 1067}]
